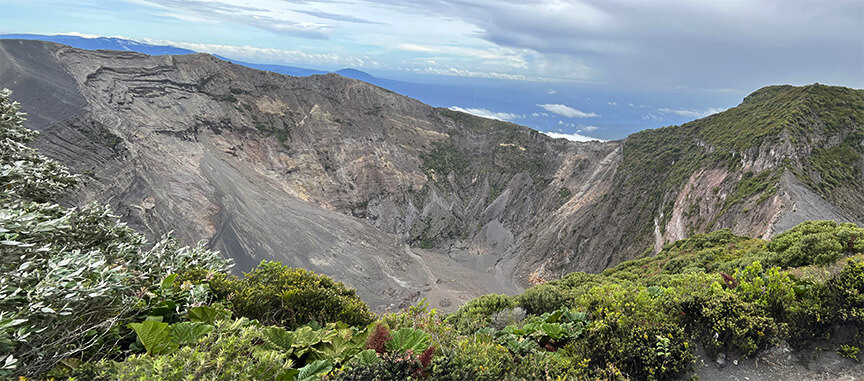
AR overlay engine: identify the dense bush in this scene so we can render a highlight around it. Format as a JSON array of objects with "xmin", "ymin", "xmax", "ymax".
[
  {"xmin": 329, "ymin": 353, "xmax": 424, "ymax": 381},
  {"xmin": 428, "ymin": 336, "xmax": 514, "ymax": 381},
  {"xmin": 566, "ymin": 284, "xmax": 695, "ymax": 379},
  {"xmin": 676, "ymin": 281, "xmax": 778, "ymax": 357},
  {"xmin": 207, "ymin": 261, "xmax": 374, "ymax": 330},
  {"xmin": 441, "ymin": 224, "xmax": 864, "ymax": 379},
  {"xmin": 101, "ymin": 318, "xmax": 296, "ymax": 380},
  {"xmin": 444, "ymin": 293, "xmax": 512, "ymax": 334},
  {"xmin": 0, "ymin": 89, "xmax": 230, "ymax": 378},
  {"xmin": 516, "ymin": 284, "xmax": 565, "ymax": 315},
  {"xmin": 824, "ymin": 259, "xmax": 864, "ymax": 326},
  {"xmin": 767, "ymin": 220, "xmax": 861, "ymax": 267}
]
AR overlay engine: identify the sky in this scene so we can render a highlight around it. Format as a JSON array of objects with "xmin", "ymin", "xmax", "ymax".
[{"xmin": 1, "ymin": 0, "xmax": 863, "ymax": 141}]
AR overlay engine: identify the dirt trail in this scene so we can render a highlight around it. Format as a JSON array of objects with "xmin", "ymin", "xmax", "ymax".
[{"xmin": 691, "ymin": 344, "xmax": 863, "ymax": 381}]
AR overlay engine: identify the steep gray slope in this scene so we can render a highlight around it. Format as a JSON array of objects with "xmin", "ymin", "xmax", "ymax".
[
  {"xmin": 0, "ymin": 39, "xmax": 87, "ymax": 129},
  {"xmin": 771, "ymin": 171, "xmax": 856, "ymax": 234}
]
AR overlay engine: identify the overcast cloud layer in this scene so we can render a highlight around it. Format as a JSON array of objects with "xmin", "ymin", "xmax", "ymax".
[{"xmin": 2, "ymin": 0, "xmax": 861, "ymax": 91}]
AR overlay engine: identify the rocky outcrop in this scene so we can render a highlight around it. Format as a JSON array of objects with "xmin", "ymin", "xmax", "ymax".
[{"xmin": 2, "ymin": 39, "xmax": 862, "ymax": 310}]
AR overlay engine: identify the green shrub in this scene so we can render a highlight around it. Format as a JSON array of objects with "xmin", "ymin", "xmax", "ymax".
[
  {"xmin": 677, "ymin": 281, "xmax": 777, "ymax": 357},
  {"xmin": 210, "ymin": 261, "xmax": 374, "ymax": 329},
  {"xmin": 570, "ymin": 323, "xmax": 691, "ymax": 381},
  {"xmin": 0, "ymin": 89, "xmax": 231, "ymax": 378},
  {"xmin": 734, "ymin": 262, "xmax": 797, "ymax": 315},
  {"xmin": 445, "ymin": 294, "xmax": 513, "ymax": 334},
  {"xmin": 0, "ymin": 89, "xmax": 76, "ymax": 202},
  {"xmin": 824, "ymin": 259, "xmax": 864, "ymax": 326},
  {"xmin": 330, "ymin": 353, "xmax": 423, "ymax": 381},
  {"xmin": 838, "ymin": 344, "xmax": 861, "ymax": 363},
  {"xmin": 380, "ymin": 300, "xmax": 457, "ymax": 352},
  {"xmin": 516, "ymin": 284, "xmax": 565, "ymax": 315},
  {"xmin": 567, "ymin": 284, "xmax": 695, "ymax": 380},
  {"xmin": 511, "ymin": 350, "xmax": 589, "ymax": 381},
  {"xmin": 328, "ymin": 324, "xmax": 436, "ymax": 380},
  {"xmin": 429, "ymin": 336, "xmax": 514, "ymax": 381},
  {"xmin": 105, "ymin": 318, "xmax": 296, "ymax": 380},
  {"xmin": 767, "ymin": 221, "xmax": 862, "ymax": 267}
]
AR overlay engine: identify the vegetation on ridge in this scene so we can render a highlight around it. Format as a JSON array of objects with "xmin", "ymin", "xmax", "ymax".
[{"xmin": 598, "ymin": 84, "xmax": 864, "ymax": 263}]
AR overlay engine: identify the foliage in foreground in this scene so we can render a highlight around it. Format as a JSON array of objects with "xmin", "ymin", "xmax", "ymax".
[
  {"xmin": 201, "ymin": 261, "xmax": 375, "ymax": 330},
  {"xmin": 0, "ymin": 88, "xmax": 234, "ymax": 377},
  {"xmin": 3, "ymin": 89, "xmax": 863, "ymax": 380},
  {"xmin": 450, "ymin": 222, "xmax": 863, "ymax": 378}
]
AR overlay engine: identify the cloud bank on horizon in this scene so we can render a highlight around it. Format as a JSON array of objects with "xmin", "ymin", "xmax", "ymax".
[
  {"xmin": 542, "ymin": 131, "xmax": 605, "ymax": 143},
  {"xmin": 537, "ymin": 104, "xmax": 599, "ymax": 118},
  {"xmin": 448, "ymin": 106, "xmax": 523, "ymax": 122},
  {"xmin": 1, "ymin": 0, "xmax": 861, "ymax": 91}
]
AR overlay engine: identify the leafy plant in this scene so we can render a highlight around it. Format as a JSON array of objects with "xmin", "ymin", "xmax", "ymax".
[
  {"xmin": 128, "ymin": 320, "xmax": 176, "ymax": 356},
  {"xmin": 127, "ymin": 318, "xmax": 215, "ymax": 356},
  {"xmin": 0, "ymin": 89, "xmax": 231, "ymax": 378},
  {"xmin": 385, "ymin": 328, "xmax": 430, "ymax": 355},
  {"xmin": 329, "ymin": 353, "xmax": 423, "ymax": 381},
  {"xmin": 107, "ymin": 318, "xmax": 296, "ymax": 380},
  {"xmin": 189, "ymin": 305, "xmax": 229, "ymax": 325},
  {"xmin": 296, "ymin": 360, "xmax": 332, "ymax": 381},
  {"xmin": 445, "ymin": 294, "xmax": 512, "ymax": 334},
  {"xmin": 208, "ymin": 261, "xmax": 374, "ymax": 330},
  {"xmin": 838, "ymin": 345, "xmax": 860, "ymax": 363}
]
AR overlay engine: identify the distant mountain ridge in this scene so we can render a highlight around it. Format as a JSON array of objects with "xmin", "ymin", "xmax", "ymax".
[
  {"xmin": 1, "ymin": 39, "xmax": 861, "ymax": 310},
  {"xmin": 0, "ymin": 33, "xmax": 381, "ymax": 81},
  {"xmin": 0, "ymin": 34, "xmax": 523, "ymax": 129},
  {"xmin": 212, "ymin": 54, "xmax": 328, "ymax": 77},
  {"xmin": 0, "ymin": 33, "xmax": 197, "ymax": 55}
]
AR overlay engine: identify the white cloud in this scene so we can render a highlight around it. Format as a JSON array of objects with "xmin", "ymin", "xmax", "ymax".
[
  {"xmin": 582, "ymin": 126, "xmax": 599, "ymax": 132},
  {"xmin": 658, "ymin": 107, "xmax": 727, "ymax": 119},
  {"xmin": 607, "ymin": 101, "xmax": 617, "ymax": 106},
  {"xmin": 408, "ymin": 66, "xmax": 556, "ymax": 82},
  {"xmin": 448, "ymin": 106, "xmax": 520, "ymax": 121},
  {"xmin": 546, "ymin": 89, "xmax": 557, "ymax": 95},
  {"xmin": 52, "ymin": 31, "xmax": 106, "ymax": 39},
  {"xmin": 139, "ymin": 0, "xmax": 335, "ymax": 39},
  {"xmin": 136, "ymin": 38, "xmax": 368, "ymax": 67},
  {"xmin": 542, "ymin": 131, "xmax": 605, "ymax": 142},
  {"xmin": 707, "ymin": 88, "xmax": 742, "ymax": 94},
  {"xmin": 396, "ymin": 43, "xmax": 528, "ymax": 68},
  {"xmin": 537, "ymin": 104, "xmax": 598, "ymax": 118},
  {"xmin": 371, "ymin": 0, "xmax": 864, "ymax": 90},
  {"xmin": 642, "ymin": 113, "xmax": 663, "ymax": 122}
]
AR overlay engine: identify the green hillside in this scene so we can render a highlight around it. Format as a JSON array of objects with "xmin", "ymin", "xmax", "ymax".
[{"xmin": 597, "ymin": 84, "xmax": 864, "ymax": 263}]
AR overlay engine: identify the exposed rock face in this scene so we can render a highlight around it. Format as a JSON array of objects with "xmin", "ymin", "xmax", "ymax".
[{"xmin": 2, "ymin": 39, "xmax": 862, "ymax": 309}]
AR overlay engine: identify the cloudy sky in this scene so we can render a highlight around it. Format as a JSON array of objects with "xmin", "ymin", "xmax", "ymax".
[
  {"xmin": 1, "ymin": 0, "xmax": 862, "ymax": 140},
  {"xmin": 3, "ymin": 0, "xmax": 862, "ymax": 89}
]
